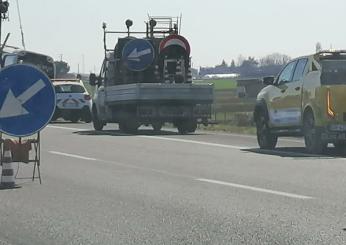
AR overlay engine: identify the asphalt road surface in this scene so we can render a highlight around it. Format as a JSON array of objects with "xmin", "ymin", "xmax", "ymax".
[{"xmin": 1, "ymin": 123, "xmax": 346, "ymax": 244}]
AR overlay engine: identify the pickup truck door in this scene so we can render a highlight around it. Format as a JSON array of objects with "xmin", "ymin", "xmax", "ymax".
[{"xmin": 268, "ymin": 60, "xmax": 298, "ymax": 127}]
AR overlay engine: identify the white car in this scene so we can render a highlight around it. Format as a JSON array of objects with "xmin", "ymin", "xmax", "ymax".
[{"xmin": 52, "ymin": 79, "xmax": 92, "ymax": 123}]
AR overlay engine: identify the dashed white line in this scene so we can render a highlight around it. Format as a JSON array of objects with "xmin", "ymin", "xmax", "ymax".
[
  {"xmin": 139, "ymin": 135, "xmax": 246, "ymax": 150},
  {"xmin": 196, "ymin": 178, "xmax": 314, "ymax": 200},
  {"xmin": 49, "ymin": 151, "xmax": 97, "ymax": 161},
  {"xmin": 47, "ymin": 150, "xmax": 314, "ymax": 200}
]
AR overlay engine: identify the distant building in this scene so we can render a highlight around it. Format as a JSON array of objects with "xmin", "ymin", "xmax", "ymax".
[{"xmin": 203, "ymin": 73, "xmax": 240, "ymax": 79}]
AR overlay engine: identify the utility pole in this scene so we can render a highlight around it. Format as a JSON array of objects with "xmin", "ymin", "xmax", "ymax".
[{"xmin": 0, "ymin": 0, "xmax": 9, "ymax": 65}]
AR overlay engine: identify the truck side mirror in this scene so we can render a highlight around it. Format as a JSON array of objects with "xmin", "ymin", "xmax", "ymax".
[
  {"xmin": 263, "ymin": 76, "xmax": 275, "ymax": 85},
  {"xmin": 89, "ymin": 73, "xmax": 97, "ymax": 86}
]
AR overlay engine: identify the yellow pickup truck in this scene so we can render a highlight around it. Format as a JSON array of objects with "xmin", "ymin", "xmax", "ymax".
[{"xmin": 254, "ymin": 50, "xmax": 346, "ymax": 153}]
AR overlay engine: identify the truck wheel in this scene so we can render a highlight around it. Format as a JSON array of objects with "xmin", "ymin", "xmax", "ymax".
[
  {"xmin": 92, "ymin": 106, "xmax": 104, "ymax": 131},
  {"xmin": 152, "ymin": 122, "xmax": 163, "ymax": 133},
  {"xmin": 187, "ymin": 120, "xmax": 197, "ymax": 133},
  {"xmin": 176, "ymin": 120, "xmax": 197, "ymax": 135},
  {"xmin": 177, "ymin": 125, "xmax": 188, "ymax": 135},
  {"xmin": 303, "ymin": 111, "xmax": 326, "ymax": 154},
  {"xmin": 256, "ymin": 112, "xmax": 277, "ymax": 149}
]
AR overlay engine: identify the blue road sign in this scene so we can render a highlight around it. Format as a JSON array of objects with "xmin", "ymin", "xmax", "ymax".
[
  {"xmin": 0, "ymin": 64, "xmax": 56, "ymax": 137},
  {"xmin": 122, "ymin": 39, "xmax": 155, "ymax": 71}
]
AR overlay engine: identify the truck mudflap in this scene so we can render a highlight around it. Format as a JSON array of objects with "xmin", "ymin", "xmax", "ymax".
[{"xmin": 137, "ymin": 104, "xmax": 211, "ymax": 119}]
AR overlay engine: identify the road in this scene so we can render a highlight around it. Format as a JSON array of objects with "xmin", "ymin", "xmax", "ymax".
[{"xmin": 1, "ymin": 123, "xmax": 346, "ymax": 244}]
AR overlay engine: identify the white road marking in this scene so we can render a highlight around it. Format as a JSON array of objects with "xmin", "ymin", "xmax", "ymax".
[
  {"xmin": 47, "ymin": 125, "xmax": 89, "ymax": 131},
  {"xmin": 49, "ymin": 151, "xmax": 97, "ymax": 161},
  {"xmin": 139, "ymin": 135, "xmax": 246, "ymax": 150},
  {"xmin": 196, "ymin": 178, "xmax": 314, "ymax": 200},
  {"xmin": 47, "ymin": 150, "xmax": 314, "ymax": 200}
]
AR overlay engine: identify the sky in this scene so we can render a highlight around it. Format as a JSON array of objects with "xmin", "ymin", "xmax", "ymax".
[{"xmin": 3, "ymin": 0, "xmax": 346, "ymax": 73}]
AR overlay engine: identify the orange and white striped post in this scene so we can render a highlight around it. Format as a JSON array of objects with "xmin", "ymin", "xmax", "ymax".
[{"xmin": 1, "ymin": 139, "xmax": 16, "ymax": 188}]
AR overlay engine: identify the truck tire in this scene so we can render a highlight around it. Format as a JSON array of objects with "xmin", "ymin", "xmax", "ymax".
[
  {"xmin": 255, "ymin": 112, "xmax": 277, "ymax": 149},
  {"xmin": 152, "ymin": 122, "xmax": 163, "ymax": 133},
  {"xmin": 176, "ymin": 120, "xmax": 197, "ymax": 135},
  {"xmin": 92, "ymin": 106, "xmax": 104, "ymax": 131},
  {"xmin": 303, "ymin": 111, "xmax": 326, "ymax": 154}
]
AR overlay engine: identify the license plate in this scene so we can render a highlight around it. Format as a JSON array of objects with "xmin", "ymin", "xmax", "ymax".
[{"xmin": 63, "ymin": 102, "xmax": 79, "ymax": 109}]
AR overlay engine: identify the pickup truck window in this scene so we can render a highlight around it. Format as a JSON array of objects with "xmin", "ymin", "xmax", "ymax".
[
  {"xmin": 320, "ymin": 60, "xmax": 346, "ymax": 85},
  {"xmin": 277, "ymin": 61, "xmax": 297, "ymax": 85},
  {"xmin": 292, "ymin": 58, "xmax": 308, "ymax": 81}
]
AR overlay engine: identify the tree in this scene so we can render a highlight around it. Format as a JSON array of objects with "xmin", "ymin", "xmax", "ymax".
[
  {"xmin": 259, "ymin": 53, "xmax": 291, "ymax": 66},
  {"xmin": 230, "ymin": 59, "xmax": 236, "ymax": 68},
  {"xmin": 54, "ymin": 61, "xmax": 70, "ymax": 78},
  {"xmin": 241, "ymin": 56, "xmax": 258, "ymax": 68},
  {"xmin": 221, "ymin": 59, "xmax": 227, "ymax": 67}
]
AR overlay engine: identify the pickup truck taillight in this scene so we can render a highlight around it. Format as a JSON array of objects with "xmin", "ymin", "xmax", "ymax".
[
  {"xmin": 327, "ymin": 89, "xmax": 336, "ymax": 118},
  {"xmin": 84, "ymin": 94, "xmax": 91, "ymax": 101}
]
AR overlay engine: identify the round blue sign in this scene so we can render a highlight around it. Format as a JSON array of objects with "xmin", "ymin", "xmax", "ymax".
[
  {"xmin": 122, "ymin": 39, "xmax": 155, "ymax": 71},
  {"xmin": 0, "ymin": 64, "xmax": 56, "ymax": 137}
]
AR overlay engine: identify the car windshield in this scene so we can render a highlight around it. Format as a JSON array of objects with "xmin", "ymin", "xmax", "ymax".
[
  {"xmin": 320, "ymin": 59, "xmax": 346, "ymax": 84},
  {"xmin": 55, "ymin": 84, "xmax": 85, "ymax": 93}
]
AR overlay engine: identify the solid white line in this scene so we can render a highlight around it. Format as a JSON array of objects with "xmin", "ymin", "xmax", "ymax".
[
  {"xmin": 196, "ymin": 178, "xmax": 314, "ymax": 200},
  {"xmin": 139, "ymin": 135, "xmax": 246, "ymax": 150},
  {"xmin": 49, "ymin": 151, "xmax": 97, "ymax": 161},
  {"xmin": 47, "ymin": 125, "xmax": 88, "ymax": 131}
]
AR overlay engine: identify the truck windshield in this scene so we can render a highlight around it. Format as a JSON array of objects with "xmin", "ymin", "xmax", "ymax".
[{"xmin": 320, "ymin": 59, "xmax": 346, "ymax": 85}]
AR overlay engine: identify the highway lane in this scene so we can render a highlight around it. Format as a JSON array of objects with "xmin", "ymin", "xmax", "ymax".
[{"xmin": 0, "ymin": 123, "xmax": 346, "ymax": 244}]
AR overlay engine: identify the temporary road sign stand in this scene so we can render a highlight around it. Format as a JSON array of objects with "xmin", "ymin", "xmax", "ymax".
[
  {"xmin": 0, "ymin": 131, "xmax": 42, "ymax": 186},
  {"xmin": 0, "ymin": 64, "xmax": 56, "ymax": 188}
]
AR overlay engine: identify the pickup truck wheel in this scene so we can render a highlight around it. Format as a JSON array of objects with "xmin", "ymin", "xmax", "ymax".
[
  {"xmin": 256, "ymin": 113, "xmax": 277, "ymax": 149},
  {"xmin": 303, "ymin": 111, "xmax": 326, "ymax": 154}
]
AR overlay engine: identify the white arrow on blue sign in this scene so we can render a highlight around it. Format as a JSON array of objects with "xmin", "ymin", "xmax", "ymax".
[
  {"xmin": 122, "ymin": 39, "xmax": 155, "ymax": 71},
  {"xmin": 0, "ymin": 64, "xmax": 56, "ymax": 137}
]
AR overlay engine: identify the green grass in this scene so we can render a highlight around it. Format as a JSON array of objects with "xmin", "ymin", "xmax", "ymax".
[
  {"xmin": 199, "ymin": 124, "xmax": 256, "ymax": 135},
  {"xmin": 195, "ymin": 79, "xmax": 237, "ymax": 90}
]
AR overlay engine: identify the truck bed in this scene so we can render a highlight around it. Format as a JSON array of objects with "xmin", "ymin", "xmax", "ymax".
[{"xmin": 104, "ymin": 83, "xmax": 214, "ymax": 105}]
